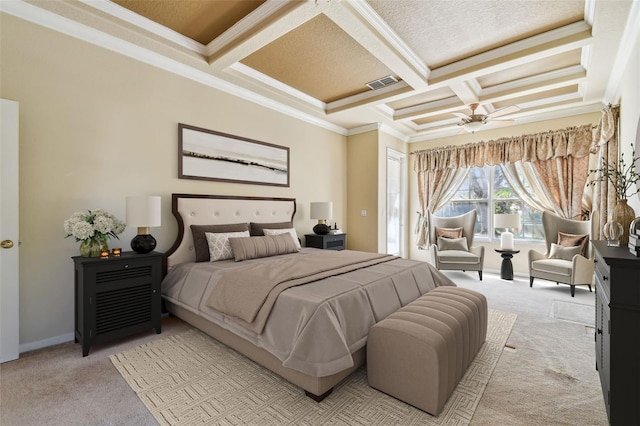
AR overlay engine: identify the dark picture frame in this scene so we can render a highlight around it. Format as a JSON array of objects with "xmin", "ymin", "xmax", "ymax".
[{"xmin": 178, "ymin": 123, "xmax": 290, "ymax": 187}]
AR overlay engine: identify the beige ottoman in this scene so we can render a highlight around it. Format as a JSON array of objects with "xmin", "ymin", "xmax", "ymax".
[{"xmin": 367, "ymin": 287, "xmax": 487, "ymax": 415}]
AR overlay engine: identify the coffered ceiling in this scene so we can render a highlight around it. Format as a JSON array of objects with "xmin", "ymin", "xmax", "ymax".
[{"xmin": 4, "ymin": 0, "xmax": 638, "ymax": 141}]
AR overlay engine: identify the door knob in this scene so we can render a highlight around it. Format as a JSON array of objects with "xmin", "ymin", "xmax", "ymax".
[{"xmin": 1, "ymin": 240, "xmax": 14, "ymax": 249}]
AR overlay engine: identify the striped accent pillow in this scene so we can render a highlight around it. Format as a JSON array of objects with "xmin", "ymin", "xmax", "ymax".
[{"xmin": 228, "ymin": 234, "xmax": 299, "ymax": 262}]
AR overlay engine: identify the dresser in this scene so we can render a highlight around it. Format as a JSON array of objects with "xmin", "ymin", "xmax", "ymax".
[
  {"xmin": 73, "ymin": 251, "xmax": 162, "ymax": 356},
  {"xmin": 593, "ymin": 241, "xmax": 640, "ymax": 425}
]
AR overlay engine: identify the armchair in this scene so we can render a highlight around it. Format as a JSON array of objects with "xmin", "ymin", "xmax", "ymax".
[
  {"xmin": 427, "ymin": 209, "xmax": 484, "ymax": 280},
  {"xmin": 529, "ymin": 211, "xmax": 595, "ymax": 297}
]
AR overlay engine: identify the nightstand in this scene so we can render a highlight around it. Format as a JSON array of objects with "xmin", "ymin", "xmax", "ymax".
[
  {"xmin": 305, "ymin": 233, "xmax": 347, "ymax": 250},
  {"xmin": 72, "ymin": 251, "xmax": 162, "ymax": 356}
]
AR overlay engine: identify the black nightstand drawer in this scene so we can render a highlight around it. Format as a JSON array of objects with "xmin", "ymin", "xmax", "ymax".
[
  {"xmin": 305, "ymin": 233, "xmax": 347, "ymax": 250},
  {"xmin": 72, "ymin": 251, "xmax": 162, "ymax": 356}
]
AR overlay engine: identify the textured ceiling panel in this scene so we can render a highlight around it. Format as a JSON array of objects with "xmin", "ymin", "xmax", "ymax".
[
  {"xmin": 386, "ymin": 86, "xmax": 456, "ymax": 110},
  {"xmin": 494, "ymin": 85, "xmax": 580, "ymax": 107},
  {"xmin": 367, "ymin": 0, "xmax": 584, "ymax": 68},
  {"xmin": 478, "ymin": 50, "xmax": 583, "ymax": 88},
  {"xmin": 112, "ymin": 0, "xmax": 265, "ymax": 44},
  {"xmin": 241, "ymin": 14, "xmax": 396, "ymax": 103},
  {"xmin": 413, "ymin": 112, "xmax": 460, "ymax": 126}
]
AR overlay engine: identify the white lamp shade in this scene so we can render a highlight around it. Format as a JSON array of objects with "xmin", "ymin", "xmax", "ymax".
[
  {"xmin": 126, "ymin": 196, "xmax": 161, "ymax": 228},
  {"xmin": 494, "ymin": 213, "xmax": 520, "ymax": 230},
  {"xmin": 310, "ymin": 202, "xmax": 333, "ymax": 220}
]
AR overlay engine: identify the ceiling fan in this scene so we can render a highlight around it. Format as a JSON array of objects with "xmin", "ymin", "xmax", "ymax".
[{"xmin": 453, "ymin": 103, "xmax": 520, "ymax": 133}]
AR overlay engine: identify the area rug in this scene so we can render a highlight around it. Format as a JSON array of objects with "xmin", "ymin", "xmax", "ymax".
[{"xmin": 110, "ymin": 309, "xmax": 517, "ymax": 426}]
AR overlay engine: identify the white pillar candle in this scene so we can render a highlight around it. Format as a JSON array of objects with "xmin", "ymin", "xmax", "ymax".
[{"xmin": 500, "ymin": 231, "xmax": 514, "ymax": 250}]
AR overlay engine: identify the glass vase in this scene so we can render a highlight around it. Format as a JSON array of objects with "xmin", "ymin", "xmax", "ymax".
[
  {"xmin": 79, "ymin": 238, "xmax": 108, "ymax": 257},
  {"xmin": 603, "ymin": 221, "xmax": 623, "ymax": 247},
  {"xmin": 612, "ymin": 199, "xmax": 636, "ymax": 245}
]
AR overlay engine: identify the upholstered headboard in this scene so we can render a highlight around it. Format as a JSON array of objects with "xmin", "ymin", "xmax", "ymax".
[{"xmin": 164, "ymin": 194, "xmax": 297, "ymax": 272}]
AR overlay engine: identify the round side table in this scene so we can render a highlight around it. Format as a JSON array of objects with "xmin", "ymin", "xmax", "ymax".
[{"xmin": 495, "ymin": 249, "xmax": 520, "ymax": 280}]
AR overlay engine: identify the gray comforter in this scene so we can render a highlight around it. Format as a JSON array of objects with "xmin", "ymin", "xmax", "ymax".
[{"xmin": 162, "ymin": 248, "xmax": 455, "ymax": 377}]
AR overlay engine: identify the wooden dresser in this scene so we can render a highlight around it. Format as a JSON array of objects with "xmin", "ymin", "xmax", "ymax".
[{"xmin": 592, "ymin": 241, "xmax": 640, "ymax": 425}]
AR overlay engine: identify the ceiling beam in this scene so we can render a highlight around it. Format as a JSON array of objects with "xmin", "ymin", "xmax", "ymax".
[{"xmin": 428, "ymin": 21, "xmax": 592, "ymax": 86}]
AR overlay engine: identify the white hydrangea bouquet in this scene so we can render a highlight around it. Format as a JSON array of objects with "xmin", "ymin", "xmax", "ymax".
[{"xmin": 64, "ymin": 209, "xmax": 126, "ymax": 257}]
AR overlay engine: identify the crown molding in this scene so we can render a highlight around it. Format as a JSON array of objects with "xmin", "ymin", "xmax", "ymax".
[
  {"xmin": 346, "ymin": 122, "xmax": 410, "ymax": 142},
  {"xmin": 78, "ymin": 0, "xmax": 206, "ymax": 54}
]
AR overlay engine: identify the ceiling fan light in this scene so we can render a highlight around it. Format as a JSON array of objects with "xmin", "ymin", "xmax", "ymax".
[{"xmin": 463, "ymin": 121, "xmax": 483, "ymax": 133}]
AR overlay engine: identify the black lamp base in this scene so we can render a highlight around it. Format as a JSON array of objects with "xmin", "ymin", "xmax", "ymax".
[
  {"xmin": 313, "ymin": 223, "xmax": 330, "ymax": 235},
  {"xmin": 131, "ymin": 234, "xmax": 156, "ymax": 254}
]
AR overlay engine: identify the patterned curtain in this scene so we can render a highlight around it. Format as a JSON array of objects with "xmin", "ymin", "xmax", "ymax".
[
  {"xmin": 413, "ymin": 123, "xmax": 595, "ymax": 247},
  {"xmin": 500, "ymin": 162, "xmax": 557, "ymax": 213},
  {"xmin": 529, "ymin": 155, "xmax": 590, "ymax": 219},
  {"xmin": 584, "ymin": 105, "xmax": 619, "ymax": 238},
  {"xmin": 414, "ymin": 167, "xmax": 469, "ymax": 249}
]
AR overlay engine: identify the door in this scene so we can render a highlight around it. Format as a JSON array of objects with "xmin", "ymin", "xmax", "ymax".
[
  {"xmin": 1, "ymin": 99, "xmax": 19, "ymax": 362},
  {"xmin": 386, "ymin": 148, "xmax": 405, "ymax": 257}
]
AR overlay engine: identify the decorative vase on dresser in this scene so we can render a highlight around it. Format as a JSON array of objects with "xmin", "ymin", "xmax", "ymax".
[
  {"xmin": 593, "ymin": 241, "xmax": 640, "ymax": 424},
  {"xmin": 611, "ymin": 199, "xmax": 636, "ymax": 245}
]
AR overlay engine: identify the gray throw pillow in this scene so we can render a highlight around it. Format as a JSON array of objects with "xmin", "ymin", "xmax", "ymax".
[
  {"xmin": 549, "ymin": 243, "xmax": 581, "ymax": 261},
  {"xmin": 249, "ymin": 221, "xmax": 293, "ymax": 236},
  {"xmin": 437, "ymin": 236, "xmax": 468, "ymax": 251},
  {"xmin": 228, "ymin": 234, "xmax": 299, "ymax": 261}
]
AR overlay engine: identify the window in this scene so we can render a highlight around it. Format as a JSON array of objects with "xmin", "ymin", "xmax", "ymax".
[{"xmin": 436, "ymin": 165, "xmax": 544, "ymax": 242}]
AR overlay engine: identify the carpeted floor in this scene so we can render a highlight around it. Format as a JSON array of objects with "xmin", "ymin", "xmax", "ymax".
[
  {"xmin": 0, "ymin": 271, "xmax": 608, "ymax": 425},
  {"xmin": 109, "ymin": 309, "xmax": 516, "ymax": 426}
]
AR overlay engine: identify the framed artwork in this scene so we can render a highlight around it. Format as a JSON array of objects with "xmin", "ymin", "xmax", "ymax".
[{"xmin": 178, "ymin": 123, "xmax": 290, "ymax": 187}]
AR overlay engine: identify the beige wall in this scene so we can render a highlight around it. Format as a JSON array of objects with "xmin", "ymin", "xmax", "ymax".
[
  {"xmin": 1, "ymin": 15, "xmax": 347, "ymax": 348},
  {"xmin": 346, "ymin": 131, "xmax": 378, "ymax": 252},
  {"xmin": 345, "ymin": 129, "xmax": 408, "ymax": 254},
  {"xmin": 618, "ymin": 31, "xmax": 640, "ymax": 214}
]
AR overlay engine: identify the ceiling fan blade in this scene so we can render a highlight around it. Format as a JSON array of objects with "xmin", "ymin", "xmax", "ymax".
[
  {"xmin": 486, "ymin": 119, "xmax": 514, "ymax": 126},
  {"xmin": 486, "ymin": 105, "xmax": 519, "ymax": 119}
]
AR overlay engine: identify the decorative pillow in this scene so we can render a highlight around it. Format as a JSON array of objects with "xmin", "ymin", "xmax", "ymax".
[
  {"xmin": 205, "ymin": 230, "xmax": 250, "ymax": 262},
  {"xmin": 263, "ymin": 227, "xmax": 301, "ymax": 250},
  {"xmin": 549, "ymin": 243, "xmax": 582, "ymax": 261},
  {"xmin": 228, "ymin": 234, "xmax": 299, "ymax": 262},
  {"xmin": 437, "ymin": 236, "xmax": 468, "ymax": 251},
  {"xmin": 557, "ymin": 232, "xmax": 589, "ymax": 257},
  {"xmin": 191, "ymin": 223, "xmax": 249, "ymax": 262},
  {"xmin": 435, "ymin": 226, "xmax": 463, "ymax": 239},
  {"xmin": 249, "ymin": 221, "xmax": 293, "ymax": 236}
]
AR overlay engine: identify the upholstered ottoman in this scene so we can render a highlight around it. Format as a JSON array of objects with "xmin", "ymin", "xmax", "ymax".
[{"xmin": 367, "ymin": 287, "xmax": 487, "ymax": 415}]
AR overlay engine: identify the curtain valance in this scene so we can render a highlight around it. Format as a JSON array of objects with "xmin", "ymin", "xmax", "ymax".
[{"xmin": 413, "ymin": 124, "xmax": 594, "ymax": 172}]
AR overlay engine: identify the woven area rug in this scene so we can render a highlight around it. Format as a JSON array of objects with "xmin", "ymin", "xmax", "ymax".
[{"xmin": 111, "ymin": 309, "xmax": 516, "ymax": 425}]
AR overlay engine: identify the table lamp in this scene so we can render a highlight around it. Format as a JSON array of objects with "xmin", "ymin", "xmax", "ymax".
[
  {"xmin": 126, "ymin": 195, "xmax": 161, "ymax": 254},
  {"xmin": 310, "ymin": 202, "xmax": 333, "ymax": 235},
  {"xmin": 494, "ymin": 213, "xmax": 520, "ymax": 250}
]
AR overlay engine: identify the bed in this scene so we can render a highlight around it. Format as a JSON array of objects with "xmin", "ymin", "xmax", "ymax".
[{"xmin": 161, "ymin": 193, "xmax": 456, "ymax": 400}]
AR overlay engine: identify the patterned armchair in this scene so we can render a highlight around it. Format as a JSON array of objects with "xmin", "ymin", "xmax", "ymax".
[{"xmin": 427, "ymin": 209, "xmax": 484, "ymax": 280}]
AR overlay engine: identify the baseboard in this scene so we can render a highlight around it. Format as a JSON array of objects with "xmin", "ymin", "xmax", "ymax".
[{"xmin": 20, "ymin": 332, "xmax": 74, "ymax": 354}]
